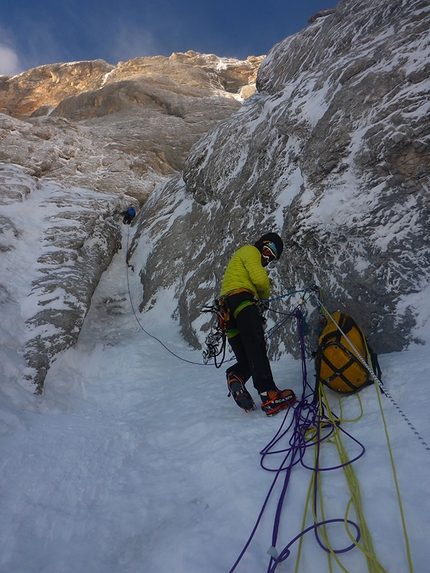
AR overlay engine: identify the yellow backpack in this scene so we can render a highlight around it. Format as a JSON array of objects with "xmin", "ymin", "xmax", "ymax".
[{"xmin": 314, "ymin": 311, "xmax": 380, "ymax": 395}]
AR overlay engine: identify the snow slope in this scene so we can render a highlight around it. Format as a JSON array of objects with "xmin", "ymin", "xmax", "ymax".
[{"xmin": 0, "ymin": 223, "xmax": 429, "ymax": 573}]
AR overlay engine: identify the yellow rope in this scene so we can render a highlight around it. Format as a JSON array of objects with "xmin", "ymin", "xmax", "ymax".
[
  {"xmin": 294, "ymin": 387, "xmax": 389, "ymax": 572},
  {"xmin": 321, "ymin": 386, "xmax": 386, "ymax": 572}
]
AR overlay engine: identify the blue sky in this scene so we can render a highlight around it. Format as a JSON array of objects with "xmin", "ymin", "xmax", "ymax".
[{"xmin": 0, "ymin": 0, "xmax": 336, "ymax": 75}]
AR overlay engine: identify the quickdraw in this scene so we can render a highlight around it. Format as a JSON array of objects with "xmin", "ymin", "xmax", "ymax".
[
  {"xmin": 202, "ymin": 290, "xmax": 261, "ymax": 367},
  {"xmin": 202, "ymin": 298, "xmax": 230, "ymax": 368}
]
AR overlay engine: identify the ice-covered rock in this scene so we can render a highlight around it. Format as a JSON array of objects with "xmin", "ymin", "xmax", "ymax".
[{"xmin": 0, "ymin": 164, "xmax": 122, "ymax": 392}]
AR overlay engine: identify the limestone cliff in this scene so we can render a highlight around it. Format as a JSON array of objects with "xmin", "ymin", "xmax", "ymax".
[{"xmin": 0, "ymin": 51, "xmax": 263, "ymax": 202}]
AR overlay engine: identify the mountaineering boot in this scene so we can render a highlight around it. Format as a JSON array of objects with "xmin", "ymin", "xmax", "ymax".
[
  {"xmin": 260, "ymin": 389, "xmax": 297, "ymax": 416},
  {"xmin": 227, "ymin": 373, "xmax": 256, "ymax": 412}
]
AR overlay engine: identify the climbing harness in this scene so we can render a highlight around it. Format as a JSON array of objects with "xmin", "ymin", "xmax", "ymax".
[{"xmin": 202, "ymin": 289, "xmax": 266, "ymax": 367}]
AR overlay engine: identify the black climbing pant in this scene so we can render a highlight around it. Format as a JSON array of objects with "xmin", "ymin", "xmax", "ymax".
[{"xmin": 225, "ymin": 296, "xmax": 276, "ymax": 395}]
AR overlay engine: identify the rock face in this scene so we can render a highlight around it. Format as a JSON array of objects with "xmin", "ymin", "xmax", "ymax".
[
  {"xmin": 130, "ymin": 0, "xmax": 430, "ymax": 357},
  {"xmin": 0, "ymin": 51, "xmax": 263, "ymax": 202},
  {"xmin": 0, "ymin": 52, "xmax": 263, "ymax": 392}
]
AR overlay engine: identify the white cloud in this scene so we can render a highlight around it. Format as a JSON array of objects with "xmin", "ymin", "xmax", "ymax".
[{"xmin": 0, "ymin": 44, "xmax": 21, "ymax": 76}]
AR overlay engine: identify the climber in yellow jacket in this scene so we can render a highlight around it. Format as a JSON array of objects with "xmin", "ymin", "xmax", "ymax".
[{"xmin": 220, "ymin": 233, "xmax": 296, "ymax": 416}]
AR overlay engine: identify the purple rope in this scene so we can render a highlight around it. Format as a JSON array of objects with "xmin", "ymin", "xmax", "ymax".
[
  {"xmin": 266, "ymin": 518, "xmax": 361, "ymax": 573},
  {"xmin": 301, "ymin": 424, "xmax": 366, "ymax": 472},
  {"xmin": 265, "ymin": 310, "xmax": 320, "ymax": 571}
]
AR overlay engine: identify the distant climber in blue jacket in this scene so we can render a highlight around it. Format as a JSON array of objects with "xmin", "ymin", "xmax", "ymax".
[{"xmin": 122, "ymin": 206, "xmax": 136, "ymax": 225}]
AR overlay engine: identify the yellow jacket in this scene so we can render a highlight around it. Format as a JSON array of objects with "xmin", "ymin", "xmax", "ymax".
[{"xmin": 220, "ymin": 245, "xmax": 270, "ymax": 301}]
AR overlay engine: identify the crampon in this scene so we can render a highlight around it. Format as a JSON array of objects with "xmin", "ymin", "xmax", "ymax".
[
  {"xmin": 227, "ymin": 374, "xmax": 256, "ymax": 412},
  {"xmin": 260, "ymin": 389, "xmax": 297, "ymax": 416}
]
